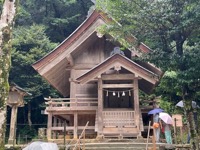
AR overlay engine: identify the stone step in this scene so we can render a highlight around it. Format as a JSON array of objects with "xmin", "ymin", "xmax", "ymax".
[
  {"xmin": 65, "ymin": 142, "xmax": 162, "ymax": 150},
  {"xmin": 68, "ymin": 147, "xmax": 157, "ymax": 150}
]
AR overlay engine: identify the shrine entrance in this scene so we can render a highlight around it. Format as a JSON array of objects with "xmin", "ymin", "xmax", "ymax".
[
  {"xmin": 103, "ymin": 88, "xmax": 133, "ymax": 109},
  {"xmin": 103, "ymin": 79, "xmax": 134, "ymax": 109}
]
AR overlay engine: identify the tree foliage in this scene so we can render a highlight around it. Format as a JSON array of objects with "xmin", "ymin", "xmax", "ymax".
[
  {"xmin": 0, "ymin": 0, "xmax": 18, "ymax": 148},
  {"xmin": 10, "ymin": 24, "xmax": 58, "ymax": 98},
  {"xmin": 15, "ymin": 0, "xmax": 93, "ymax": 42},
  {"xmin": 6, "ymin": 0, "xmax": 93, "ymax": 142},
  {"xmin": 96, "ymin": 0, "xmax": 200, "ymax": 148},
  {"xmin": 8, "ymin": 24, "xmax": 60, "ymax": 141}
]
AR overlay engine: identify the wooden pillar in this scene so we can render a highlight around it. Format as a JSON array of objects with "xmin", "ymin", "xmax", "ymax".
[
  {"xmin": 134, "ymin": 77, "xmax": 140, "ymax": 133},
  {"xmin": 97, "ymin": 77, "xmax": 103, "ymax": 136},
  {"xmin": 8, "ymin": 105, "xmax": 18, "ymax": 145},
  {"xmin": 47, "ymin": 113, "xmax": 52, "ymax": 140},
  {"xmin": 70, "ymin": 69, "xmax": 76, "ymax": 98},
  {"xmin": 70, "ymin": 69, "xmax": 76, "ymax": 109},
  {"xmin": 58, "ymin": 118, "xmax": 61, "ymax": 126},
  {"xmin": 74, "ymin": 112, "xmax": 78, "ymax": 139},
  {"xmin": 53, "ymin": 117, "xmax": 57, "ymax": 139},
  {"xmin": 70, "ymin": 69, "xmax": 78, "ymax": 139}
]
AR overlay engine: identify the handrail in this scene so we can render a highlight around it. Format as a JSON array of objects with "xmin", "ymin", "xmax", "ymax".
[
  {"xmin": 72, "ymin": 121, "xmax": 89, "ymax": 150},
  {"xmin": 45, "ymin": 97, "xmax": 98, "ymax": 110},
  {"xmin": 46, "ymin": 101, "xmax": 98, "ymax": 104},
  {"xmin": 44, "ymin": 97, "xmax": 97, "ymax": 101}
]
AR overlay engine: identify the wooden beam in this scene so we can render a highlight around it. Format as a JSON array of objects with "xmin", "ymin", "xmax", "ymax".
[
  {"xmin": 47, "ymin": 113, "xmax": 52, "ymax": 140},
  {"xmin": 58, "ymin": 118, "xmax": 62, "ymax": 127},
  {"xmin": 102, "ymin": 84, "xmax": 134, "ymax": 88},
  {"xmin": 70, "ymin": 69, "xmax": 76, "ymax": 98},
  {"xmin": 51, "ymin": 126, "xmax": 95, "ymax": 131},
  {"xmin": 53, "ymin": 117, "xmax": 57, "ymax": 139},
  {"xmin": 66, "ymin": 54, "xmax": 74, "ymax": 66},
  {"xmin": 74, "ymin": 112, "xmax": 78, "ymax": 139},
  {"xmin": 102, "ymin": 74, "xmax": 135, "ymax": 80},
  {"xmin": 98, "ymin": 77, "xmax": 103, "ymax": 136},
  {"xmin": 134, "ymin": 77, "xmax": 140, "ymax": 135},
  {"xmin": 45, "ymin": 110, "xmax": 97, "ymax": 114}
]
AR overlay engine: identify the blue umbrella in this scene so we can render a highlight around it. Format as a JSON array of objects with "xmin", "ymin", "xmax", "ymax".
[{"xmin": 148, "ymin": 108, "xmax": 164, "ymax": 115}]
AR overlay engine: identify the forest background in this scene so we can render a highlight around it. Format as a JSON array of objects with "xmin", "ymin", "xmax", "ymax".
[
  {"xmin": 6, "ymin": 0, "xmax": 93, "ymax": 143},
  {"xmin": 6, "ymin": 0, "xmax": 200, "ymax": 146}
]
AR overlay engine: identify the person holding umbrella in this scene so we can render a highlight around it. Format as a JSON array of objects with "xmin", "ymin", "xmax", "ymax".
[
  {"xmin": 148, "ymin": 108, "xmax": 164, "ymax": 143},
  {"xmin": 159, "ymin": 112, "xmax": 173, "ymax": 144},
  {"xmin": 153, "ymin": 113, "xmax": 162, "ymax": 143}
]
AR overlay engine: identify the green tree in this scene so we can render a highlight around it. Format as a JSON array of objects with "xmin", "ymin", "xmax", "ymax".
[
  {"xmin": 96, "ymin": 0, "xmax": 200, "ymax": 149},
  {"xmin": 6, "ymin": 0, "xmax": 93, "ymax": 142},
  {"xmin": 16, "ymin": 0, "xmax": 93, "ymax": 42},
  {"xmin": 0, "ymin": 0, "xmax": 18, "ymax": 149},
  {"xmin": 10, "ymin": 24, "xmax": 58, "ymax": 97},
  {"xmin": 9, "ymin": 24, "xmax": 59, "ymax": 134}
]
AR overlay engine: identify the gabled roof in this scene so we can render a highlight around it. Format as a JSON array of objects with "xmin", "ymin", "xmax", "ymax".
[
  {"xmin": 32, "ymin": 10, "xmax": 151, "ymax": 72},
  {"xmin": 76, "ymin": 54, "xmax": 162, "ymax": 94},
  {"xmin": 32, "ymin": 10, "xmax": 107, "ymax": 71},
  {"xmin": 32, "ymin": 10, "xmax": 161, "ymax": 96}
]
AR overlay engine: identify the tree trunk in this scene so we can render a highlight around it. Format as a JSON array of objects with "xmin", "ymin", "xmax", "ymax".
[
  {"xmin": 182, "ymin": 98, "xmax": 199, "ymax": 150},
  {"xmin": 0, "ymin": 0, "xmax": 17, "ymax": 148},
  {"xmin": 187, "ymin": 110, "xmax": 199, "ymax": 150},
  {"xmin": 27, "ymin": 102, "xmax": 32, "ymax": 128}
]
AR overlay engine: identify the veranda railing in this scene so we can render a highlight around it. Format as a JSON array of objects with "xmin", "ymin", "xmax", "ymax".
[
  {"xmin": 44, "ymin": 97, "xmax": 98, "ymax": 110},
  {"xmin": 103, "ymin": 110, "xmax": 135, "ymax": 127}
]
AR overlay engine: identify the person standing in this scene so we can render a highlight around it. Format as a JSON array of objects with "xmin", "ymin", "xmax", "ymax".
[
  {"xmin": 162, "ymin": 122, "xmax": 172, "ymax": 144},
  {"xmin": 153, "ymin": 113, "xmax": 161, "ymax": 143}
]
